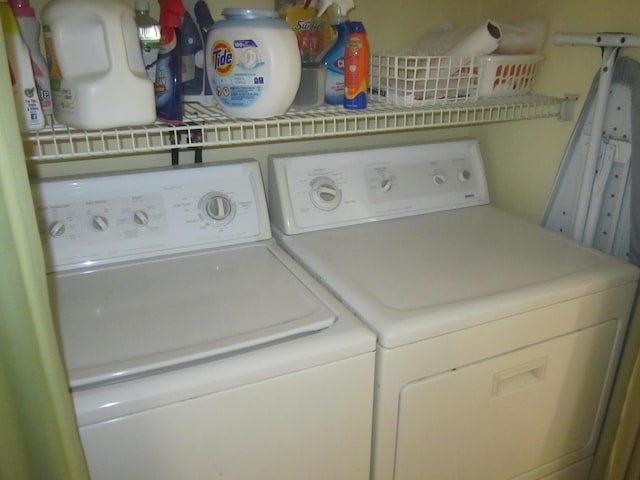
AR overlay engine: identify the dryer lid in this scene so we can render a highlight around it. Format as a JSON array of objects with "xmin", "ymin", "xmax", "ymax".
[
  {"xmin": 276, "ymin": 205, "xmax": 639, "ymax": 348},
  {"xmin": 50, "ymin": 243, "xmax": 337, "ymax": 389}
]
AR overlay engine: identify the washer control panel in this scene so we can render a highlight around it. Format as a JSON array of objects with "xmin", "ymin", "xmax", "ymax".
[
  {"xmin": 268, "ymin": 139, "xmax": 490, "ymax": 234},
  {"xmin": 33, "ymin": 161, "xmax": 270, "ymax": 271}
]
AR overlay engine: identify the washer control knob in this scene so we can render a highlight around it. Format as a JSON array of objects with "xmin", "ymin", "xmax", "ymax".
[
  {"xmin": 199, "ymin": 192, "xmax": 236, "ymax": 224},
  {"xmin": 92, "ymin": 215, "xmax": 109, "ymax": 232},
  {"xmin": 48, "ymin": 220, "xmax": 66, "ymax": 238},
  {"xmin": 310, "ymin": 176, "xmax": 342, "ymax": 211},
  {"xmin": 433, "ymin": 174, "xmax": 446, "ymax": 185},
  {"xmin": 458, "ymin": 169, "xmax": 472, "ymax": 183},
  {"xmin": 133, "ymin": 210, "xmax": 150, "ymax": 226}
]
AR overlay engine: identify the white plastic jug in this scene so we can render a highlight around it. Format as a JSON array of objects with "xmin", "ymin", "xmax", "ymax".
[{"xmin": 42, "ymin": 0, "xmax": 156, "ymax": 130}]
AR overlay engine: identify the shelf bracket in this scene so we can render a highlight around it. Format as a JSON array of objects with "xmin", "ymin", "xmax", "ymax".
[{"xmin": 559, "ymin": 94, "xmax": 579, "ymax": 122}]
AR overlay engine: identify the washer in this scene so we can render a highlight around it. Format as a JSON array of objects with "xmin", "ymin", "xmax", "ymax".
[
  {"xmin": 267, "ymin": 139, "xmax": 640, "ymax": 480},
  {"xmin": 32, "ymin": 161, "xmax": 376, "ymax": 480}
]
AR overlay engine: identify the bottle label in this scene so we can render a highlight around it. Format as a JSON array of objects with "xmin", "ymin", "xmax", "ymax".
[
  {"xmin": 209, "ymin": 38, "xmax": 267, "ymax": 109},
  {"xmin": 325, "ymin": 68, "xmax": 344, "ymax": 105},
  {"xmin": 43, "ymin": 24, "xmax": 76, "ymax": 114},
  {"xmin": 155, "ymin": 33, "xmax": 181, "ymax": 122},
  {"xmin": 43, "ymin": 25, "xmax": 62, "ymax": 90},
  {"xmin": 140, "ymin": 39, "xmax": 160, "ymax": 82},
  {"xmin": 343, "ymin": 34, "xmax": 368, "ymax": 109}
]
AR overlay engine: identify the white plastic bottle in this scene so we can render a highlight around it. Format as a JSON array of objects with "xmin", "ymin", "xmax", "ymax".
[
  {"xmin": 0, "ymin": 2, "xmax": 45, "ymax": 131},
  {"xmin": 10, "ymin": 0, "xmax": 53, "ymax": 115},
  {"xmin": 134, "ymin": 0, "xmax": 161, "ymax": 82},
  {"xmin": 206, "ymin": 8, "xmax": 301, "ymax": 118},
  {"xmin": 41, "ymin": 0, "xmax": 156, "ymax": 130}
]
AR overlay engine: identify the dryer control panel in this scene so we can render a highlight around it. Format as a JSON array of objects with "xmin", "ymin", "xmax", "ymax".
[
  {"xmin": 268, "ymin": 139, "xmax": 490, "ymax": 234},
  {"xmin": 32, "ymin": 161, "xmax": 270, "ymax": 272}
]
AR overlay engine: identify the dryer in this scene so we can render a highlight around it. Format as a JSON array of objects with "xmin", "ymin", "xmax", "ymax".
[
  {"xmin": 267, "ymin": 139, "xmax": 639, "ymax": 480},
  {"xmin": 32, "ymin": 161, "xmax": 376, "ymax": 480}
]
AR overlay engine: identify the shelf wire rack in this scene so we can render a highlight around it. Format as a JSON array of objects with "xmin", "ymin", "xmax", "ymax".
[{"xmin": 23, "ymin": 95, "xmax": 564, "ymax": 161}]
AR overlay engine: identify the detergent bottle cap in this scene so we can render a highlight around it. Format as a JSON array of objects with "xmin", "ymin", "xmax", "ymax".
[
  {"xmin": 9, "ymin": 0, "xmax": 35, "ymax": 17},
  {"xmin": 158, "ymin": 0, "xmax": 185, "ymax": 27},
  {"xmin": 135, "ymin": 0, "xmax": 150, "ymax": 12},
  {"xmin": 348, "ymin": 20, "xmax": 365, "ymax": 33}
]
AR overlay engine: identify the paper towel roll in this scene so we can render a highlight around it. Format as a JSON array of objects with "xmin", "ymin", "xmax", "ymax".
[
  {"xmin": 414, "ymin": 20, "xmax": 502, "ymax": 56},
  {"xmin": 445, "ymin": 20, "xmax": 502, "ymax": 56}
]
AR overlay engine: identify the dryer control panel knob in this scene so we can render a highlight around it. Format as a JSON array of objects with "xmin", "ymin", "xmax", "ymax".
[
  {"xmin": 458, "ymin": 169, "xmax": 472, "ymax": 182},
  {"xmin": 92, "ymin": 215, "xmax": 109, "ymax": 231},
  {"xmin": 309, "ymin": 176, "xmax": 342, "ymax": 211},
  {"xmin": 133, "ymin": 210, "xmax": 150, "ymax": 226}
]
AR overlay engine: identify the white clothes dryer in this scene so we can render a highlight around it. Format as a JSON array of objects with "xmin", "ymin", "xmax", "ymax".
[
  {"xmin": 267, "ymin": 139, "xmax": 639, "ymax": 480},
  {"xmin": 32, "ymin": 161, "xmax": 376, "ymax": 480}
]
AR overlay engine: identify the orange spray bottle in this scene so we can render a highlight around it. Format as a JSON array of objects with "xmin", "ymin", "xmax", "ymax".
[{"xmin": 343, "ymin": 20, "xmax": 368, "ymax": 109}]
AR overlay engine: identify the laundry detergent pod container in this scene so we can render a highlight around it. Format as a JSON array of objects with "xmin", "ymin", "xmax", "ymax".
[
  {"xmin": 206, "ymin": 8, "xmax": 301, "ymax": 118},
  {"xmin": 41, "ymin": 0, "xmax": 156, "ymax": 130}
]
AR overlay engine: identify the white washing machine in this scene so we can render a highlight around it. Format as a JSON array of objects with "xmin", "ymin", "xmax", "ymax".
[
  {"xmin": 267, "ymin": 139, "xmax": 640, "ymax": 480},
  {"xmin": 32, "ymin": 161, "xmax": 376, "ymax": 480}
]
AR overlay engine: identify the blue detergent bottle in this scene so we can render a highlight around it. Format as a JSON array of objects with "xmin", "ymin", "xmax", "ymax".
[{"xmin": 320, "ymin": 1, "xmax": 353, "ymax": 105}]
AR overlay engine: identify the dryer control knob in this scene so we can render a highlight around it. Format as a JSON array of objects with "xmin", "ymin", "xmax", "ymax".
[
  {"xmin": 133, "ymin": 210, "xmax": 150, "ymax": 226},
  {"xmin": 433, "ymin": 174, "xmax": 446, "ymax": 185},
  {"xmin": 310, "ymin": 176, "xmax": 342, "ymax": 211},
  {"xmin": 48, "ymin": 220, "xmax": 66, "ymax": 238},
  {"xmin": 92, "ymin": 215, "xmax": 109, "ymax": 232},
  {"xmin": 458, "ymin": 169, "xmax": 472, "ymax": 183}
]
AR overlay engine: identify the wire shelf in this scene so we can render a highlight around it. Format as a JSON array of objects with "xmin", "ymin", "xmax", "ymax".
[{"xmin": 22, "ymin": 95, "xmax": 564, "ymax": 161}]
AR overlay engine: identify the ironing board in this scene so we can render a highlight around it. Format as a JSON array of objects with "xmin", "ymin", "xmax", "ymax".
[{"xmin": 542, "ymin": 33, "xmax": 640, "ymax": 266}]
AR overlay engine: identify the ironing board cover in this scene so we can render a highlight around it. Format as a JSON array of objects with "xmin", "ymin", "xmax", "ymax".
[{"xmin": 542, "ymin": 56, "xmax": 640, "ymax": 266}]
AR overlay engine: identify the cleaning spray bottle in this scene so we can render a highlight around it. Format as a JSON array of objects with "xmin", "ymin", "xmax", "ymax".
[
  {"xmin": 180, "ymin": 0, "xmax": 215, "ymax": 105},
  {"xmin": 316, "ymin": 0, "xmax": 353, "ymax": 105},
  {"xmin": 155, "ymin": 0, "xmax": 185, "ymax": 124},
  {"xmin": 9, "ymin": 0, "xmax": 52, "ymax": 115},
  {"xmin": 0, "ymin": 1, "xmax": 45, "ymax": 131}
]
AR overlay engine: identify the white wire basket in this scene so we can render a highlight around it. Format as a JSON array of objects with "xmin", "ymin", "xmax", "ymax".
[
  {"xmin": 368, "ymin": 51, "xmax": 481, "ymax": 106},
  {"xmin": 478, "ymin": 54, "xmax": 544, "ymax": 98}
]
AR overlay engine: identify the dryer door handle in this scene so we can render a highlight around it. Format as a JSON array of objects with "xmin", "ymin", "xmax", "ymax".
[{"xmin": 491, "ymin": 357, "xmax": 548, "ymax": 398}]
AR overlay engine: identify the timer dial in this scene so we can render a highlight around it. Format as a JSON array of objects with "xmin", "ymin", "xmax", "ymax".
[
  {"xmin": 309, "ymin": 176, "xmax": 342, "ymax": 211},
  {"xmin": 199, "ymin": 192, "xmax": 236, "ymax": 225}
]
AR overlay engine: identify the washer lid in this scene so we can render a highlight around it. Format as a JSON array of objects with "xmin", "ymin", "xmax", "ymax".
[
  {"xmin": 50, "ymin": 243, "xmax": 337, "ymax": 389},
  {"xmin": 276, "ymin": 205, "xmax": 639, "ymax": 348}
]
